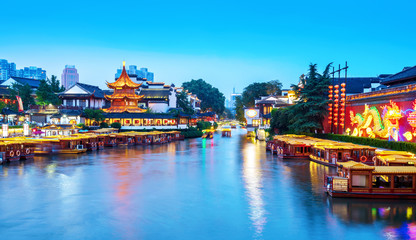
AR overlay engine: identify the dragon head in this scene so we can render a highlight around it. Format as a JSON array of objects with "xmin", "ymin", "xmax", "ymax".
[{"xmin": 381, "ymin": 100, "xmax": 402, "ymax": 127}]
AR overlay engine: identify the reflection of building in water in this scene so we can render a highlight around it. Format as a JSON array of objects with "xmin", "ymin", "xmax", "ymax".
[
  {"xmin": 242, "ymin": 144, "xmax": 266, "ymax": 238},
  {"xmin": 329, "ymin": 198, "xmax": 416, "ymax": 225}
]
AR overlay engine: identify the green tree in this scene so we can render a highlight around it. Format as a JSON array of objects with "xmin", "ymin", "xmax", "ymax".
[
  {"xmin": 36, "ymin": 75, "xmax": 65, "ymax": 106},
  {"xmin": 270, "ymin": 63, "xmax": 332, "ymax": 134},
  {"xmin": 111, "ymin": 122, "xmax": 121, "ymax": 129},
  {"xmin": 182, "ymin": 79, "xmax": 225, "ymax": 114},
  {"xmin": 8, "ymin": 83, "xmax": 35, "ymax": 110},
  {"xmin": 235, "ymin": 96, "xmax": 245, "ymax": 122},
  {"xmin": 241, "ymin": 80, "xmax": 282, "ymax": 107},
  {"xmin": 83, "ymin": 109, "xmax": 105, "ymax": 122},
  {"xmin": 176, "ymin": 91, "xmax": 194, "ymax": 115}
]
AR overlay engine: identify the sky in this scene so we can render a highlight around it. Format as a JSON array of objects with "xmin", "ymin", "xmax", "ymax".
[{"xmin": 1, "ymin": 0, "xmax": 415, "ymax": 99}]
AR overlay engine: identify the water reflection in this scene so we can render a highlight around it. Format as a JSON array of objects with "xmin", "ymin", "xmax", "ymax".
[{"xmin": 242, "ymin": 138, "xmax": 266, "ymax": 239}]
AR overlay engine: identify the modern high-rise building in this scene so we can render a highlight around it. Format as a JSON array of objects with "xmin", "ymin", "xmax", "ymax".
[
  {"xmin": 115, "ymin": 65, "xmax": 154, "ymax": 82},
  {"xmin": 0, "ymin": 59, "xmax": 47, "ymax": 81},
  {"xmin": 61, "ymin": 65, "xmax": 79, "ymax": 89}
]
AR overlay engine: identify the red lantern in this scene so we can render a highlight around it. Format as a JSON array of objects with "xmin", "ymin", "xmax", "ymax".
[
  {"xmin": 329, "ymin": 85, "xmax": 333, "ymax": 89},
  {"xmin": 334, "ymin": 99, "xmax": 339, "ymax": 103},
  {"xmin": 328, "ymin": 94, "xmax": 333, "ymax": 98},
  {"xmin": 329, "ymin": 90, "xmax": 333, "ymax": 93},
  {"xmin": 341, "ymin": 83, "xmax": 346, "ymax": 88},
  {"xmin": 328, "ymin": 108, "xmax": 332, "ymax": 111},
  {"xmin": 334, "ymin": 85, "xmax": 339, "ymax": 89},
  {"xmin": 341, "ymin": 88, "xmax": 346, "ymax": 93},
  {"xmin": 341, "ymin": 93, "xmax": 346, "ymax": 98},
  {"xmin": 341, "ymin": 98, "xmax": 345, "ymax": 102},
  {"xmin": 334, "ymin": 90, "xmax": 339, "ymax": 94}
]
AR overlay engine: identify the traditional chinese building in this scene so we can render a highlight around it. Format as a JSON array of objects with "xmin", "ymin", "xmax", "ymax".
[
  {"xmin": 324, "ymin": 65, "xmax": 416, "ymax": 142},
  {"xmin": 100, "ymin": 62, "xmax": 187, "ymax": 130},
  {"xmin": 104, "ymin": 62, "xmax": 145, "ymax": 113}
]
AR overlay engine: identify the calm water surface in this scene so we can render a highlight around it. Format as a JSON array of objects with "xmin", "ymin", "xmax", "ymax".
[{"xmin": 0, "ymin": 129, "xmax": 415, "ymax": 240}]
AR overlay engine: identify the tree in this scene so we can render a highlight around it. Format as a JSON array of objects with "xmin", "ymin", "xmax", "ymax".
[
  {"xmin": 111, "ymin": 122, "xmax": 121, "ymax": 129},
  {"xmin": 83, "ymin": 109, "xmax": 105, "ymax": 122},
  {"xmin": 235, "ymin": 96, "xmax": 245, "ymax": 122},
  {"xmin": 182, "ymin": 79, "xmax": 225, "ymax": 114},
  {"xmin": 8, "ymin": 83, "xmax": 35, "ymax": 110},
  {"xmin": 36, "ymin": 75, "xmax": 65, "ymax": 106},
  {"xmin": 241, "ymin": 80, "xmax": 282, "ymax": 107},
  {"xmin": 270, "ymin": 63, "xmax": 332, "ymax": 134},
  {"xmin": 176, "ymin": 91, "xmax": 194, "ymax": 115}
]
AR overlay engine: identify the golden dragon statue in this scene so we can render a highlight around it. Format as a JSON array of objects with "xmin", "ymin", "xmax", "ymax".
[{"xmin": 349, "ymin": 100, "xmax": 402, "ymax": 140}]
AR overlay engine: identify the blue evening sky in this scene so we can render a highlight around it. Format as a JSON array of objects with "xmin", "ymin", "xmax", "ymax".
[{"xmin": 1, "ymin": 0, "xmax": 415, "ymax": 99}]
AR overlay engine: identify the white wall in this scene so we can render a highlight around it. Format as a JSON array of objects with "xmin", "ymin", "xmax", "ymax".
[{"xmin": 149, "ymin": 102, "xmax": 169, "ymax": 113}]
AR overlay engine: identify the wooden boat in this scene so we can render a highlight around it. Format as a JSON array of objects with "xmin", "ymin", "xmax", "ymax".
[
  {"xmin": 310, "ymin": 142, "xmax": 376, "ymax": 167},
  {"xmin": 0, "ymin": 142, "xmax": 20, "ymax": 162},
  {"xmin": 325, "ymin": 161, "xmax": 416, "ymax": 199},
  {"xmin": 71, "ymin": 134, "xmax": 98, "ymax": 151},
  {"xmin": 30, "ymin": 138, "xmax": 59, "ymax": 155},
  {"xmin": 269, "ymin": 135, "xmax": 319, "ymax": 158},
  {"xmin": 55, "ymin": 137, "xmax": 87, "ymax": 154},
  {"xmin": 104, "ymin": 134, "xmax": 117, "ymax": 147},
  {"xmin": 221, "ymin": 126, "xmax": 231, "ymax": 137},
  {"xmin": 0, "ymin": 137, "xmax": 36, "ymax": 160},
  {"xmin": 373, "ymin": 150, "xmax": 416, "ymax": 166},
  {"xmin": 96, "ymin": 135, "xmax": 106, "ymax": 150},
  {"xmin": 202, "ymin": 130, "xmax": 215, "ymax": 139}
]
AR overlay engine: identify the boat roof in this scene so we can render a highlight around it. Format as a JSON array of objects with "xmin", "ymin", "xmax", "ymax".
[
  {"xmin": 338, "ymin": 161, "xmax": 375, "ymax": 170},
  {"xmin": 373, "ymin": 166, "xmax": 416, "ymax": 174},
  {"xmin": 376, "ymin": 155, "xmax": 416, "ymax": 165}
]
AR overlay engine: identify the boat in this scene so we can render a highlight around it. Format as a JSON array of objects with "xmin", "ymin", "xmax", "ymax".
[
  {"xmin": 202, "ymin": 129, "xmax": 215, "ymax": 139},
  {"xmin": 221, "ymin": 126, "xmax": 231, "ymax": 137},
  {"xmin": 325, "ymin": 161, "xmax": 416, "ymax": 199},
  {"xmin": 310, "ymin": 142, "xmax": 376, "ymax": 167},
  {"xmin": 269, "ymin": 135, "xmax": 317, "ymax": 159},
  {"xmin": 104, "ymin": 134, "xmax": 117, "ymax": 147},
  {"xmin": 373, "ymin": 150, "xmax": 416, "ymax": 166}
]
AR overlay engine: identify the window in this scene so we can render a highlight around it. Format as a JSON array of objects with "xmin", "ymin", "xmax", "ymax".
[
  {"xmin": 352, "ymin": 175, "xmax": 368, "ymax": 188},
  {"xmin": 394, "ymin": 176, "xmax": 413, "ymax": 188},
  {"xmin": 372, "ymin": 175, "xmax": 391, "ymax": 188}
]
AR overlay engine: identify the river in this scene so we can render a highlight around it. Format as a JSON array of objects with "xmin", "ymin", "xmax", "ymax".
[{"xmin": 0, "ymin": 129, "xmax": 415, "ymax": 240}]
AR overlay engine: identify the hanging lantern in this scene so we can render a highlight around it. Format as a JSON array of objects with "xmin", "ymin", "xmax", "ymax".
[
  {"xmin": 341, "ymin": 83, "xmax": 346, "ymax": 88},
  {"xmin": 341, "ymin": 93, "xmax": 346, "ymax": 98},
  {"xmin": 341, "ymin": 88, "xmax": 346, "ymax": 93},
  {"xmin": 329, "ymin": 85, "xmax": 333, "ymax": 89},
  {"xmin": 341, "ymin": 98, "xmax": 345, "ymax": 102},
  {"xmin": 334, "ymin": 85, "xmax": 339, "ymax": 89},
  {"xmin": 334, "ymin": 99, "xmax": 339, "ymax": 103},
  {"xmin": 328, "ymin": 94, "xmax": 333, "ymax": 98},
  {"xmin": 329, "ymin": 89, "xmax": 333, "ymax": 93},
  {"xmin": 334, "ymin": 90, "xmax": 339, "ymax": 94},
  {"xmin": 340, "ymin": 113, "xmax": 345, "ymax": 117},
  {"xmin": 328, "ymin": 116, "xmax": 333, "ymax": 120},
  {"xmin": 328, "ymin": 108, "xmax": 332, "ymax": 111},
  {"xmin": 341, "ymin": 102, "xmax": 345, "ymax": 107}
]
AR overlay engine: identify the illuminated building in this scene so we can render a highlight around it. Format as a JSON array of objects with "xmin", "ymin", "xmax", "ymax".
[
  {"xmin": 325, "ymin": 65, "xmax": 416, "ymax": 142},
  {"xmin": 104, "ymin": 62, "xmax": 145, "ymax": 114},
  {"xmin": 99, "ymin": 62, "xmax": 184, "ymax": 129}
]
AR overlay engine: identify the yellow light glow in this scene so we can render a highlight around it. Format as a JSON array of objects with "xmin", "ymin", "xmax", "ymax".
[{"xmin": 246, "ymin": 109, "xmax": 258, "ymax": 118}]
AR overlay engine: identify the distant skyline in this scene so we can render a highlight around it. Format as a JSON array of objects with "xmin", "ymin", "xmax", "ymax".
[{"xmin": 1, "ymin": 0, "xmax": 415, "ymax": 99}]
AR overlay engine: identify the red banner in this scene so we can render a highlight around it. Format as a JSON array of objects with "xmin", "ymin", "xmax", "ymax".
[{"xmin": 16, "ymin": 96, "xmax": 24, "ymax": 112}]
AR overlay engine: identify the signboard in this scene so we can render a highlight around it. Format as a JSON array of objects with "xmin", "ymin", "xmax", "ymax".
[
  {"xmin": 2, "ymin": 124, "xmax": 8, "ymax": 138},
  {"xmin": 23, "ymin": 123, "xmax": 29, "ymax": 136},
  {"xmin": 333, "ymin": 178, "xmax": 348, "ymax": 192}
]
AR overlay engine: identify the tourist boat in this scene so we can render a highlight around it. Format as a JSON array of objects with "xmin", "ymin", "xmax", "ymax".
[
  {"xmin": 104, "ymin": 134, "xmax": 117, "ymax": 147},
  {"xmin": 71, "ymin": 134, "xmax": 98, "ymax": 151},
  {"xmin": 30, "ymin": 138, "xmax": 59, "ymax": 155},
  {"xmin": 325, "ymin": 161, "xmax": 416, "ymax": 199},
  {"xmin": 202, "ymin": 129, "xmax": 215, "ymax": 139},
  {"xmin": 0, "ymin": 138, "xmax": 36, "ymax": 161},
  {"xmin": 0, "ymin": 142, "xmax": 21, "ymax": 162},
  {"xmin": 54, "ymin": 136, "xmax": 87, "ymax": 154},
  {"xmin": 231, "ymin": 124, "xmax": 236, "ymax": 129},
  {"xmin": 310, "ymin": 142, "xmax": 376, "ymax": 167},
  {"xmin": 373, "ymin": 150, "xmax": 416, "ymax": 166},
  {"xmin": 271, "ymin": 135, "xmax": 317, "ymax": 159},
  {"xmin": 222, "ymin": 126, "xmax": 231, "ymax": 137},
  {"xmin": 96, "ymin": 135, "xmax": 106, "ymax": 150}
]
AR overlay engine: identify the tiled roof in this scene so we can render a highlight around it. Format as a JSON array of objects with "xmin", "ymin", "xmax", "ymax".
[
  {"xmin": 140, "ymin": 89, "xmax": 170, "ymax": 99},
  {"xmin": 381, "ymin": 66, "xmax": 416, "ymax": 85},
  {"xmin": 9, "ymin": 77, "xmax": 41, "ymax": 88},
  {"xmin": 77, "ymin": 83, "xmax": 105, "ymax": 98},
  {"xmin": 107, "ymin": 65, "xmax": 141, "ymax": 89},
  {"xmin": 332, "ymin": 77, "xmax": 382, "ymax": 94}
]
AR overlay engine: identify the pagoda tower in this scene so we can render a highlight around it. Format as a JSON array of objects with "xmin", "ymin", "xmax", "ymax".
[{"xmin": 104, "ymin": 62, "xmax": 145, "ymax": 113}]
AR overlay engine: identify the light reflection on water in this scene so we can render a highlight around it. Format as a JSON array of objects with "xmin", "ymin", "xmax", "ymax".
[{"xmin": 0, "ymin": 129, "xmax": 414, "ymax": 239}]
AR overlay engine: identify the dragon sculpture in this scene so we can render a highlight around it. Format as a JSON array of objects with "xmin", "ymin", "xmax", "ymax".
[{"xmin": 349, "ymin": 100, "xmax": 402, "ymax": 141}]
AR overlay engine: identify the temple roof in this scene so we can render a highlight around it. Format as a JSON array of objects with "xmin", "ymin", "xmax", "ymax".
[{"xmin": 107, "ymin": 63, "xmax": 141, "ymax": 89}]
